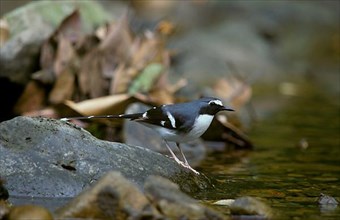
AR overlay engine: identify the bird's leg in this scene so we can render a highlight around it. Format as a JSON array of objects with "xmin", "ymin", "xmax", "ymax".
[
  {"xmin": 163, "ymin": 140, "xmax": 185, "ymax": 166},
  {"xmin": 176, "ymin": 143, "xmax": 200, "ymax": 175}
]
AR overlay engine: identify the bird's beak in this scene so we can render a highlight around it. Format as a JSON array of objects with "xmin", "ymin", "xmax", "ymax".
[{"xmin": 221, "ymin": 106, "xmax": 234, "ymax": 111}]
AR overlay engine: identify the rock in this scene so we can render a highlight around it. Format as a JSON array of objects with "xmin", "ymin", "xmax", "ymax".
[
  {"xmin": 7, "ymin": 205, "xmax": 53, "ymax": 220},
  {"xmin": 0, "ymin": 22, "xmax": 52, "ymax": 85},
  {"xmin": 123, "ymin": 103, "xmax": 207, "ymax": 167},
  {"xmin": 229, "ymin": 196, "xmax": 273, "ymax": 218},
  {"xmin": 144, "ymin": 175, "xmax": 226, "ymax": 220},
  {"xmin": 55, "ymin": 171, "xmax": 161, "ymax": 219},
  {"xmin": 0, "ymin": 116, "xmax": 212, "ymax": 209},
  {"xmin": 318, "ymin": 193, "xmax": 338, "ymax": 213},
  {"xmin": 318, "ymin": 193, "xmax": 338, "ymax": 205}
]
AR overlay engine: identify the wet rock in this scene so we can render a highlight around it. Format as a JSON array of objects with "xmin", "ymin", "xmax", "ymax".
[
  {"xmin": 124, "ymin": 103, "xmax": 207, "ymax": 167},
  {"xmin": 318, "ymin": 193, "xmax": 338, "ymax": 205},
  {"xmin": 56, "ymin": 171, "xmax": 161, "ymax": 219},
  {"xmin": 318, "ymin": 193, "xmax": 338, "ymax": 213},
  {"xmin": 229, "ymin": 196, "xmax": 273, "ymax": 218},
  {"xmin": 144, "ymin": 175, "xmax": 226, "ymax": 220},
  {"xmin": 7, "ymin": 205, "xmax": 53, "ymax": 220},
  {"xmin": 0, "ymin": 116, "xmax": 211, "ymax": 208}
]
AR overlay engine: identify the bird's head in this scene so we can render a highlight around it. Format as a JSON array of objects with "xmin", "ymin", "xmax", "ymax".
[{"xmin": 198, "ymin": 97, "xmax": 234, "ymax": 115}]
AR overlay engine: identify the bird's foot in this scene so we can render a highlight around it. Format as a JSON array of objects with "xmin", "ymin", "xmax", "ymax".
[
  {"xmin": 168, "ymin": 156, "xmax": 200, "ymax": 175},
  {"xmin": 182, "ymin": 163, "xmax": 200, "ymax": 175},
  {"xmin": 175, "ymin": 160, "xmax": 200, "ymax": 175}
]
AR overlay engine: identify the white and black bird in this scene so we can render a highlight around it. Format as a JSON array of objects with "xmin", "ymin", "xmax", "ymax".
[{"xmin": 61, "ymin": 97, "xmax": 234, "ymax": 174}]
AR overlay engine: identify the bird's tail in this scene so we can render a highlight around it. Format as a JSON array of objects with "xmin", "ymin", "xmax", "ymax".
[{"xmin": 60, "ymin": 113, "xmax": 144, "ymax": 121}]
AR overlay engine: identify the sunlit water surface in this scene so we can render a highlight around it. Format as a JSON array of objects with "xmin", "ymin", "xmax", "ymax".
[{"xmin": 199, "ymin": 82, "xmax": 340, "ymax": 219}]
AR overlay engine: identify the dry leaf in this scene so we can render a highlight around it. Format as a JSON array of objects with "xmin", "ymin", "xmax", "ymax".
[
  {"xmin": 156, "ymin": 20, "xmax": 176, "ymax": 36},
  {"xmin": 62, "ymin": 94, "xmax": 134, "ymax": 116},
  {"xmin": 14, "ymin": 81, "xmax": 46, "ymax": 114},
  {"xmin": 78, "ymin": 50, "xmax": 109, "ymax": 98},
  {"xmin": 54, "ymin": 10, "xmax": 83, "ymax": 43},
  {"xmin": 78, "ymin": 14, "xmax": 133, "ymax": 98},
  {"xmin": 214, "ymin": 78, "xmax": 252, "ymax": 110},
  {"xmin": 148, "ymin": 89, "xmax": 175, "ymax": 104},
  {"xmin": 49, "ymin": 67, "xmax": 75, "ymax": 104},
  {"xmin": 54, "ymin": 35, "xmax": 76, "ymax": 76},
  {"xmin": 40, "ymin": 41, "xmax": 56, "ymax": 72}
]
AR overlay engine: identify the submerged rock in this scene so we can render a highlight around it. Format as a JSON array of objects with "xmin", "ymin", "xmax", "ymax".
[
  {"xmin": 318, "ymin": 193, "xmax": 338, "ymax": 213},
  {"xmin": 56, "ymin": 172, "xmax": 226, "ymax": 219},
  {"xmin": 229, "ymin": 196, "xmax": 273, "ymax": 218},
  {"xmin": 55, "ymin": 172, "xmax": 161, "ymax": 219},
  {"xmin": 144, "ymin": 175, "xmax": 226, "ymax": 220},
  {"xmin": 0, "ymin": 116, "xmax": 212, "ymax": 208}
]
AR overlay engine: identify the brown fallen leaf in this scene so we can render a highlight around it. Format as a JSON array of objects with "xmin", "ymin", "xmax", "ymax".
[
  {"xmin": 214, "ymin": 78, "xmax": 252, "ymax": 111},
  {"xmin": 49, "ymin": 67, "xmax": 75, "ymax": 104},
  {"xmin": 39, "ymin": 10, "xmax": 84, "ymax": 83},
  {"xmin": 54, "ymin": 35, "xmax": 76, "ymax": 76},
  {"xmin": 79, "ymin": 14, "xmax": 133, "ymax": 97},
  {"xmin": 78, "ymin": 49, "xmax": 109, "ymax": 98},
  {"xmin": 54, "ymin": 10, "xmax": 83, "ymax": 44},
  {"xmin": 14, "ymin": 81, "xmax": 46, "ymax": 114},
  {"xmin": 156, "ymin": 20, "xmax": 176, "ymax": 36},
  {"xmin": 61, "ymin": 94, "xmax": 134, "ymax": 116}
]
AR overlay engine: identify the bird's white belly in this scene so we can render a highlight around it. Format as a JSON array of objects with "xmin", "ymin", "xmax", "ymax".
[
  {"xmin": 154, "ymin": 114, "xmax": 214, "ymax": 143},
  {"xmin": 184, "ymin": 114, "xmax": 214, "ymax": 141}
]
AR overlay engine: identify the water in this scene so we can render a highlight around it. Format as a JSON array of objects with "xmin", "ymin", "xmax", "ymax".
[{"xmin": 200, "ymin": 81, "xmax": 340, "ymax": 219}]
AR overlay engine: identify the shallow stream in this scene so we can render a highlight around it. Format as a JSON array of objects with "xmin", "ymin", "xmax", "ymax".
[{"xmin": 200, "ymin": 81, "xmax": 340, "ymax": 219}]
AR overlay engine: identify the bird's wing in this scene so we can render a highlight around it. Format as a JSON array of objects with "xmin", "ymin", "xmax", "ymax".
[{"xmin": 132, "ymin": 106, "xmax": 179, "ymax": 130}]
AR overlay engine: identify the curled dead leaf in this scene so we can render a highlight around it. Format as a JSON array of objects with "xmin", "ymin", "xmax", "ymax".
[{"xmin": 62, "ymin": 94, "xmax": 134, "ymax": 116}]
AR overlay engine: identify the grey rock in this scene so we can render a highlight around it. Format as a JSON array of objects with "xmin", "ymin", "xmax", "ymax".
[
  {"xmin": 0, "ymin": 22, "xmax": 52, "ymax": 85},
  {"xmin": 229, "ymin": 196, "xmax": 273, "ymax": 218},
  {"xmin": 55, "ymin": 171, "xmax": 161, "ymax": 219},
  {"xmin": 0, "ymin": 116, "xmax": 212, "ymax": 208},
  {"xmin": 144, "ymin": 175, "xmax": 226, "ymax": 220},
  {"xmin": 318, "ymin": 193, "xmax": 338, "ymax": 205},
  {"xmin": 318, "ymin": 193, "xmax": 338, "ymax": 213}
]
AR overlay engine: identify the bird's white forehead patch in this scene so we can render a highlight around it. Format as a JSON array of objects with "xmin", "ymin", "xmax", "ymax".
[
  {"xmin": 166, "ymin": 111, "xmax": 176, "ymax": 128},
  {"xmin": 209, "ymin": 99, "xmax": 223, "ymax": 106},
  {"xmin": 142, "ymin": 112, "xmax": 148, "ymax": 118}
]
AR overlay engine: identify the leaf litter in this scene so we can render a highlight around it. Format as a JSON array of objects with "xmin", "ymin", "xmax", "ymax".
[{"xmin": 13, "ymin": 10, "xmax": 252, "ymax": 149}]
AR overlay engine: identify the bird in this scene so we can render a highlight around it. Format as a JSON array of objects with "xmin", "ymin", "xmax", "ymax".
[{"xmin": 61, "ymin": 97, "xmax": 234, "ymax": 174}]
